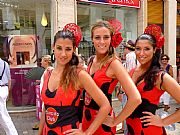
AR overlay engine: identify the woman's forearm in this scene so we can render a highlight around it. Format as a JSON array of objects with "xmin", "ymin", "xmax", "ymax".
[
  {"xmin": 114, "ymin": 96, "xmax": 141, "ymax": 126},
  {"xmin": 162, "ymin": 109, "xmax": 180, "ymax": 126}
]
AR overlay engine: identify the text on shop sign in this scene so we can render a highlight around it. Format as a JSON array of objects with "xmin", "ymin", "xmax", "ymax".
[{"xmin": 79, "ymin": 0, "xmax": 140, "ymax": 8}]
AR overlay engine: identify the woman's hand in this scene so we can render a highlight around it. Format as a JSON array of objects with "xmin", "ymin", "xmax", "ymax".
[
  {"xmin": 63, "ymin": 129, "xmax": 86, "ymax": 135},
  {"xmin": 103, "ymin": 115, "xmax": 115, "ymax": 127},
  {"xmin": 140, "ymin": 112, "xmax": 164, "ymax": 127}
]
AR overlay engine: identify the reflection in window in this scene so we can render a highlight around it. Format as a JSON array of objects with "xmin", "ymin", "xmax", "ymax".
[{"xmin": 19, "ymin": 10, "xmax": 36, "ymax": 28}]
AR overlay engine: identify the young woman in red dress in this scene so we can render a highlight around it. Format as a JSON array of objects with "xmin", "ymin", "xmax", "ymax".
[
  {"xmin": 38, "ymin": 23, "xmax": 111, "ymax": 135},
  {"xmin": 104, "ymin": 24, "xmax": 180, "ymax": 135},
  {"xmin": 81, "ymin": 20, "xmax": 141, "ymax": 135}
]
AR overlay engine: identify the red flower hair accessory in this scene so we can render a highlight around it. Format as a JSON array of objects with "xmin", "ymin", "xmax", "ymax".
[
  {"xmin": 144, "ymin": 24, "xmax": 165, "ymax": 49},
  {"xmin": 108, "ymin": 19, "xmax": 123, "ymax": 48},
  {"xmin": 63, "ymin": 23, "xmax": 82, "ymax": 47}
]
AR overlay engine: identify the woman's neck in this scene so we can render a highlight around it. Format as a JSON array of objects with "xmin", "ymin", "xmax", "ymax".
[
  {"xmin": 95, "ymin": 53, "xmax": 108, "ymax": 63},
  {"xmin": 139, "ymin": 62, "xmax": 151, "ymax": 72},
  {"xmin": 54, "ymin": 64, "xmax": 65, "ymax": 73}
]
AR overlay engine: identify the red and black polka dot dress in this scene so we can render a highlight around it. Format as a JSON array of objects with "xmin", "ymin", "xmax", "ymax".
[
  {"xmin": 41, "ymin": 69, "xmax": 82, "ymax": 135},
  {"xmin": 126, "ymin": 70, "xmax": 167, "ymax": 135},
  {"xmin": 82, "ymin": 58, "xmax": 118, "ymax": 135}
]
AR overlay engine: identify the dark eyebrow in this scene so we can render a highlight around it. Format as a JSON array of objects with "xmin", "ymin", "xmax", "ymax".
[
  {"xmin": 66, "ymin": 46, "xmax": 73, "ymax": 49},
  {"xmin": 56, "ymin": 44, "xmax": 62, "ymax": 46},
  {"xmin": 104, "ymin": 35, "xmax": 110, "ymax": 37}
]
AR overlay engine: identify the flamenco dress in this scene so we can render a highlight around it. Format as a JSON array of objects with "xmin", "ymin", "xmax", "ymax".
[
  {"xmin": 126, "ymin": 70, "xmax": 167, "ymax": 135},
  {"xmin": 82, "ymin": 58, "xmax": 118, "ymax": 135},
  {"xmin": 41, "ymin": 69, "xmax": 82, "ymax": 135}
]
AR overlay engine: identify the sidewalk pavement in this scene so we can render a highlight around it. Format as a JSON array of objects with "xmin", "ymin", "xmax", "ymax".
[
  {"xmin": 0, "ymin": 99, "xmax": 179, "ymax": 135},
  {"xmin": 0, "ymin": 108, "xmax": 39, "ymax": 135}
]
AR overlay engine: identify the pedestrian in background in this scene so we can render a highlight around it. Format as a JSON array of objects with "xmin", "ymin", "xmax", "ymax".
[
  {"xmin": 160, "ymin": 54, "xmax": 173, "ymax": 112},
  {"xmin": 38, "ymin": 23, "xmax": 111, "ymax": 135},
  {"xmin": 123, "ymin": 40, "xmax": 138, "ymax": 72},
  {"xmin": 116, "ymin": 39, "xmax": 138, "ymax": 134},
  {"xmin": 32, "ymin": 55, "xmax": 53, "ymax": 130},
  {"xmin": 0, "ymin": 57, "xmax": 18, "ymax": 135},
  {"xmin": 39, "ymin": 55, "xmax": 54, "ymax": 92},
  {"xmin": 82, "ymin": 20, "xmax": 141, "ymax": 135}
]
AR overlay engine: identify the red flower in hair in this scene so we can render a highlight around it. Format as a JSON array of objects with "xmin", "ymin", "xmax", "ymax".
[
  {"xmin": 63, "ymin": 23, "xmax": 82, "ymax": 47},
  {"xmin": 157, "ymin": 36, "xmax": 165, "ymax": 49},
  {"xmin": 144, "ymin": 25, "xmax": 161, "ymax": 36},
  {"xmin": 111, "ymin": 33, "xmax": 123, "ymax": 48},
  {"xmin": 108, "ymin": 19, "xmax": 122, "ymax": 32},
  {"xmin": 144, "ymin": 24, "xmax": 165, "ymax": 49},
  {"xmin": 108, "ymin": 19, "xmax": 123, "ymax": 48}
]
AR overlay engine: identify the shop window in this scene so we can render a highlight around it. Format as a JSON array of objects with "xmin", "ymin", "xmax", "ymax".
[
  {"xmin": 77, "ymin": 2, "xmax": 138, "ymax": 99},
  {"xmin": 0, "ymin": 0, "xmax": 52, "ymax": 109},
  {"xmin": 77, "ymin": 2, "xmax": 138, "ymax": 61},
  {"xmin": 19, "ymin": 10, "xmax": 36, "ymax": 28}
]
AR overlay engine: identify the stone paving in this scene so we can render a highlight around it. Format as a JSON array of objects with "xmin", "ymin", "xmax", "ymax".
[{"xmin": 0, "ymin": 100, "xmax": 179, "ymax": 135}]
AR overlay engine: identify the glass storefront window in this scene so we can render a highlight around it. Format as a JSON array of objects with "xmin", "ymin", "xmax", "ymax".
[
  {"xmin": 77, "ymin": 2, "xmax": 138, "ymax": 61},
  {"xmin": 0, "ymin": 0, "xmax": 51, "ymax": 109},
  {"xmin": 77, "ymin": 2, "xmax": 138, "ymax": 98}
]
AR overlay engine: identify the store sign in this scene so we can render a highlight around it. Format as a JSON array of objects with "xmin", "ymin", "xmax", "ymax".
[{"xmin": 79, "ymin": 0, "xmax": 140, "ymax": 8}]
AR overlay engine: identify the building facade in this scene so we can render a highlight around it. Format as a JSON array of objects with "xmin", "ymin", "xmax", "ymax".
[
  {"xmin": 53, "ymin": 0, "xmax": 178, "ymax": 77},
  {"xmin": 0, "ymin": 0, "xmax": 52, "ymax": 108},
  {"xmin": 0, "ymin": 0, "xmax": 178, "ymax": 108},
  {"xmin": 147, "ymin": 0, "xmax": 178, "ymax": 79}
]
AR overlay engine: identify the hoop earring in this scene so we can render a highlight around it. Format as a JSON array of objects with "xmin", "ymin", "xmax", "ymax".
[
  {"xmin": 70, "ymin": 52, "xmax": 78, "ymax": 66},
  {"xmin": 109, "ymin": 46, "xmax": 114, "ymax": 55},
  {"xmin": 92, "ymin": 46, "xmax": 96, "ymax": 54},
  {"xmin": 51, "ymin": 50, "xmax": 55, "ymax": 63}
]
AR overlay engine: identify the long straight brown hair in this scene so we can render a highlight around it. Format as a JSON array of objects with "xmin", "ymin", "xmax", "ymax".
[{"xmin": 53, "ymin": 30, "xmax": 80, "ymax": 91}]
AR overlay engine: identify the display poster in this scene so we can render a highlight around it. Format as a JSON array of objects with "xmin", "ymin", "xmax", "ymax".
[
  {"xmin": 5, "ymin": 35, "xmax": 38, "ymax": 68},
  {"xmin": 3, "ymin": 35, "xmax": 38, "ymax": 106},
  {"xmin": 78, "ymin": 0, "xmax": 140, "ymax": 8}
]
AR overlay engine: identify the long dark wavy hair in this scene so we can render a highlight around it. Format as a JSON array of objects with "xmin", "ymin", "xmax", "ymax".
[
  {"xmin": 135, "ymin": 34, "xmax": 162, "ymax": 91},
  {"xmin": 53, "ymin": 30, "xmax": 80, "ymax": 91}
]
